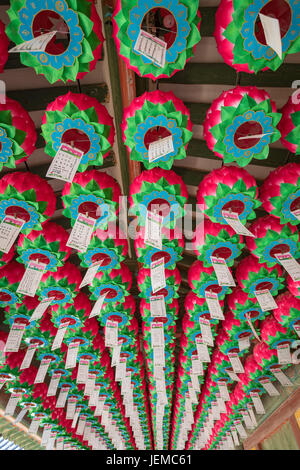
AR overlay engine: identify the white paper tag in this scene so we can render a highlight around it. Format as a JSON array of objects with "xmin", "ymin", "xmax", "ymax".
[
  {"xmin": 111, "ymin": 340, "xmax": 122, "ymax": 367},
  {"xmin": 80, "ymin": 261, "xmax": 103, "ymax": 289},
  {"xmin": 4, "ymin": 323, "xmax": 25, "ymax": 353},
  {"xmin": 105, "ymin": 320, "xmax": 118, "ymax": 348},
  {"xmin": 255, "ymin": 289, "xmax": 278, "ymax": 312},
  {"xmin": 41, "ymin": 424, "xmax": 52, "ymax": 446},
  {"xmin": 234, "ymin": 420, "xmax": 247, "ymax": 439},
  {"xmin": 277, "ymin": 343, "xmax": 292, "ymax": 365},
  {"xmin": 292, "ymin": 209, "xmax": 300, "ymax": 221},
  {"xmin": 28, "ymin": 416, "xmax": 41, "ymax": 434},
  {"xmin": 222, "ymin": 210, "xmax": 255, "ymax": 237},
  {"xmin": 231, "ymin": 427, "xmax": 240, "ymax": 446},
  {"xmin": 4, "ymin": 392, "xmax": 21, "ymax": 416},
  {"xmin": 56, "ymin": 386, "xmax": 69, "ymax": 408},
  {"xmin": 76, "ymin": 358, "xmax": 90, "ymax": 384},
  {"xmin": 238, "ymin": 335, "xmax": 251, "ymax": 352},
  {"xmin": 228, "ymin": 352, "xmax": 244, "ymax": 374},
  {"xmin": 65, "ymin": 341, "xmax": 80, "ymax": 369},
  {"xmin": 151, "ymin": 323, "xmax": 164, "ymax": 348},
  {"xmin": 205, "ymin": 291, "xmax": 224, "ymax": 320},
  {"xmin": 83, "ymin": 422, "xmax": 92, "ymax": 442},
  {"xmin": 56, "ymin": 437, "xmax": 64, "ymax": 450},
  {"xmin": 199, "ymin": 317, "xmax": 214, "ymax": 347},
  {"xmin": 66, "ymin": 213, "xmax": 96, "ymax": 253},
  {"xmin": 115, "ymin": 357, "xmax": 127, "ymax": 382},
  {"xmin": 216, "ymin": 393, "xmax": 227, "ymax": 413},
  {"xmin": 17, "ymin": 261, "xmax": 46, "ymax": 297},
  {"xmin": 150, "ymin": 295, "xmax": 166, "ymax": 317},
  {"xmin": 191, "ymin": 356, "xmax": 204, "ymax": 376},
  {"xmin": 51, "ymin": 321, "xmax": 69, "ymax": 351},
  {"xmin": 294, "ymin": 323, "xmax": 300, "ymax": 338},
  {"xmin": 47, "ymin": 373, "xmax": 61, "ymax": 397},
  {"xmin": 259, "ymin": 378, "xmax": 280, "ymax": 396},
  {"xmin": 250, "ymin": 392, "xmax": 265, "ymax": 415},
  {"xmin": 46, "ymin": 143, "xmax": 83, "ymax": 183},
  {"xmin": 9, "ymin": 31, "xmax": 56, "ymax": 53},
  {"xmin": 210, "ymin": 256, "xmax": 236, "ymax": 287},
  {"xmin": 247, "ymin": 403, "xmax": 258, "ymax": 427},
  {"xmin": 89, "ymin": 386, "xmax": 100, "ymax": 408},
  {"xmin": 145, "ymin": 211, "xmax": 163, "ymax": 249},
  {"xmin": 0, "ymin": 216, "xmax": 24, "ymax": 253},
  {"xmin": 84, "ymin": 373, "xmax": 96, "ymax": 396},
  {"xmin": 66, "ymin": 397, "xmax": 77, "ymax": 420},
  {"xmin": 150, "ymin": 258, "xmax": 166, "ymax": 293},
  {"xmin": 226, "ymin": 369, "xmax": 240, "ymax": 382},
  {"xmin": 218, "ymin": 381, "xmax": 230, "ymax": 401},
  {"xmin": 188, "ymin": 382, "xmax": 198, "ymax": 404},
  {"xmin": 34, "ymin": 358, "xmax": 51, "ymax": 384},
  {"xmin": 275, "ymin": 253, "xmax": 300, "ymax": 282},
  {"xmin": 148, "ymin": 136, "xmax": 174, "ymax": 162},
  {"xmin": 259, "ymin": 13, "xmax": 282, "ymax": 59},
  {"xmin": 20, "ymin": 343, "xmax": 37, "ymax": 370},
  {"xmin": 271, "ymin": 367, "xmax": 293, "ymax": 387},
  {"xmin": 191, "ymin": 373, "xmax": 200, "ymax": 392},
  {"xmin": 240, "ymin": 410, "xmax": 255, "ymax": 430},
  {"xmin": 94, "ymin": 396, "xmax": 106, "ymax": 417},
  {"xmin": 121, "ymin": 372, "xmax": 132, "ymax": 396},
  {"xmin": 76, "ymin": 416, "xmax": 87, "ymax": 435},
  {"xmin": 89, "ymin": 292, "xmax": 107, "ymax": 319},
  {"xmin": 71, "ymin": 408, "xmax": 81, "ymax": 428},
  {"xmin": 134, "ymin": 29, "xmax": 167, "ymax": 67},
  {"xmin": 153, "ymin": 346, "xmax": 165, "ymax": 367},
  {"xmin": 29, "ymin": 298, "xmax": 54, "ymax": 322},
  {"xmin": 196, "ymin": 337, "xmax": 210, "ymax": 363}
]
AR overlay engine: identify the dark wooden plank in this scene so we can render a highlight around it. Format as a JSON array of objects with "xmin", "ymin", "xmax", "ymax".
[
  {"xmin": 160, "ymin": 62, "xmax": 300, "ymax": 87},
  {"xmin": 184, "ymin": 102, "xmax": 210, "ymax": 125},
  {"xmin": 199, "ymin": 7, "xmax": 217, "ymax": 38},
  {"xmin": 6, "ymin": 83, "xmax": 109, "ymax": 111}
]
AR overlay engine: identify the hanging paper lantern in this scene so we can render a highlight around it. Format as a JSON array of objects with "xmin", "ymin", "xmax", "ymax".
[
  {"xmin": 0, "ymin": 261, "xmax": 25, "ymax": 307},
  {"xmin": 0, "ymin": 97, "xmax": 37, "ymax": 171},
  {"xmin": 214, "ymin": 0, "xmax": 300, "ymax": 74},
  {"xmin": 193, "ymin": 218, "xmax": 244, "ymax": 268},
  {"xmin": 129, "ymin": 169, "xmax": 188, "ymax": 228},
  {"xmin": 197, "ymin": 166, "xmax": 260, "ymax": 225},
  {"xmin": 41, "ymin": 92, "xmax": 115, "ymax": 171},
  {"xmin": 0, "ymin": 243, "xmax": 15, "ymax": 269},
  {"xmin": 62, "ymin": 170, "xmax": 121, "ymax": 229},
  {"xmin": 253, "ymin": 341, "xmax": 289, "ymax": 372},
  {"xmin": 188, "ymin": 260, "xmax": 232, "ymax": 300},
  {"xmin": 287, "ymin": 274, "xmax": 300, "ymax": 299},
  {"xmin": 260, "ymin": 315, "xmax": 297, "ymax": 351},
  {"xmin": 273, "ymin": 291, "xmax": 300, "ymax": 334},
  {"xmin": 112, "ymin": 0, "xmax": 201, "ymax": 80},
  {"xmin": 278, "ymin": 96, "xmax": 300, "ymax": 154},
  {"xmin": 50, "ymin": 292, "xmax": 92, "ymax": 334},
  {"xmin": 0, "ymin": 172, "xmax": 56, "ymax": 233},
  {"xmin": 0, "ymin": 20, "xmax": 8, "ymax": 73},
  {"xmin": 260, "ymin": 163, "xmax": 300, "ymax": 226},
  {"xmin": 17, "ymin": 221, "xmax": 71, "ymax": 272},
  {"xmin": 88, "ymin": 262, "xmax": 132, "ymax": 304},
  {"xmin": 122, "ymin": 90, "xmax": 193, "ymax": 170},
  {"xmin": 137, "ymin": 266, "xmax": 181, "ymax": 303},
  {"xmin": 37, "ymin": 262, "xmax": 82, "ymax": 306},
  {"xmin": 246, "ymin": 215, "xmax": 299, "ymax": 267},
  {"xmin": 135, "ymin": 226, "xmax": 184, "ymax": 269},
  {"xmin": 235, "ymin": 254, "xmax": 285, "ymax": 299},
  {"xmin": 203, "ymin": 86, "xmax": 281, "ymax": 166},
  {"xmin": 77, "ymin": 223, "xmax": 128, "ymax": 272},
  {"xmin": 227, "ymin": 287, "xmax": 267, "ymax": 322},
  {"xmin": 6, "ymin": 0, "xmax": 104, "ymax": 84}
]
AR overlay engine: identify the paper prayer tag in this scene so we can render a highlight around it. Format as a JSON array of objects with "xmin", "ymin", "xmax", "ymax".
[
  {"xmin": 148, "ymin": 136, "xmax": 174, "ymax": 163},
  {"xmin": 46, "ymin": 143, "xmax": 84, "ymax": 183},
  {"xmin": 222, "ymin": 210, "xmax": 255, "ymax": 237},
  {"xmin": 9, "ymin": 31, "xmax": 57, "ymax": 53},
  {"xmin": 17, "ymin": 261, "xmax": 46, "ymax": 297},
  {"xmin": 66, "ymin": 214, "xmax": 96, "ymax": 253},
  {"xmin": 210, "ymin": 256, "xmax": 236, "ymax": 287},
  {"xmin": 134, "ymin": 30, "xmax": 167, "ymax": 67},
  {"xmin": 0, "ymin": 216, "xmax": 24, "ymax": 253},
  {"xmin": 150, "ymin": 258, "xmax": 166, "ymax": 293}
]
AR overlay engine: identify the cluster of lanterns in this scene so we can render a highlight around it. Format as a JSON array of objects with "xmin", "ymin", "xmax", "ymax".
[{"xmin": 0, "ymin": 0, "xmax": 299, "ymax": 451}]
